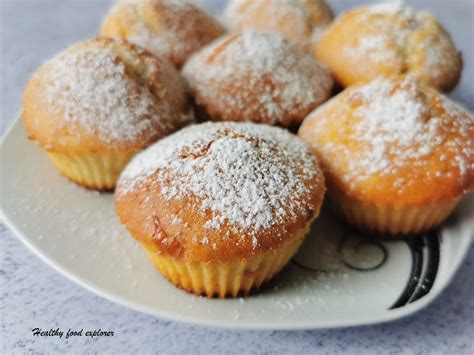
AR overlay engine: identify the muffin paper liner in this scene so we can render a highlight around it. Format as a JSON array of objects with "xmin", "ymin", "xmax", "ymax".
[
  {"xmin": 47, "ymin": 151, "xmax": 134, "ymax": 190},
  {"xmin": 139, "ymin": 223, "xmax": 312, "ymax": 298},
  {"xmin": 329, "ymin": 189, "xmax": 461, "ymax": 236}
]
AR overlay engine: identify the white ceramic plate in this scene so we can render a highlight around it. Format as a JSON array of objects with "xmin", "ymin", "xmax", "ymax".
[
  {"xmin": 1, "ymin": 117, "xmax": 473, "ymax": 330},
  {"xmin": 3, "ymin": 0, "xmax": 474, "ymax": 330}
]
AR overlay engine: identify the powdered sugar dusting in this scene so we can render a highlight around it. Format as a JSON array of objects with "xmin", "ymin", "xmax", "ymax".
[
  {"xmin": 118, "ymin": 122, "xmax": 321, "ymax": 235},
  {"xmin": 344, "ymin": 3, "xmax": 456, "ymax": 76},
  {"xmin": 305, "ymin": 76, "xmax": 473, "ymax": 189},
  {"xmin": 105, "ymin": 0, "xmax": 224, "ymax": 67},
  {"xmin": 225, "ymin": 0, "xmax": 333, "ymax": 50},
  {"xmin": 183, "ymin": 31, "xmax": 332, "ymax": 126},
  {"xmin": 39, "ymin": 39, "xmax": 183, "ymax": 144},
  {"xmin": 126, "ymin": 0, "xmax": 193, "ymax": 60},
  {"xmin": 345, "ymin": 34, "xmax": 399, "ymax": 64},
  {"xmin": 348, "ymin": 77, "xmax": 434, "ymax": 178}
]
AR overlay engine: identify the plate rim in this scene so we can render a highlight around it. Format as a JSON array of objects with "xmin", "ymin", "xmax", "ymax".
[{"xmin": 1, "ymin": 116, "xmax": 473, "ymax": 330}]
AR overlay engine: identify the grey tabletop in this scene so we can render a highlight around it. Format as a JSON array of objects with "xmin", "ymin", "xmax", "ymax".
[{"xmin": 1, "ymin": 0, "xmax": 473, "ymax": 353}]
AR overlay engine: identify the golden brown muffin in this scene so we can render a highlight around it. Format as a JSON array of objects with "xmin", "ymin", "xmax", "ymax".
[
  {"xmin": 116, "ymin": 122, "xmax": 325, "ymax": 297},
  {"xmin": 23, "ymin": 37, "xmax": 193, "ymax": 190},
  {"xmin": 182, "ymin": 31, "xmax": 333, "ymax": 127},
  {"xmin": 224, "ymin": 0, "xmax": 334, "ymax": 51},
  {"xmin": 315, "ymin": 3, "xmax": 462, "ymax": 92},
  {"xmin": 298, "ymin": 75, "xmax": 473, "ymax": 236},
  {"xmin": 100, "ymin": 0, "xmax": 226, "ymax": 69}
]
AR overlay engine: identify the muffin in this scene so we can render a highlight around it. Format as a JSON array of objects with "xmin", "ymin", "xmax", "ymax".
[
  {"xmin": 116, "ymin": 122, "xmax": 325, "ymax": 297},
  {"xmin": 23, "ymin": 37, "xmax": 192, "ymax": 190},
  {"xmin": 182, "ymin": 31, "xmax": 333, "ymax": 127},
  {"xmin": 315, "ymin": 3, "xmax": 462, "ymax": 92},
  {"xmin": 100, "ymin": 0, "xmax": 226, "ymax": 69},
  {"xmin": 224, "ymin": 0, "xmax": 334, "ymax": 51},
  {"xmin": 298, "ymin": 76, "xmax": 473, "ymax": 236}
]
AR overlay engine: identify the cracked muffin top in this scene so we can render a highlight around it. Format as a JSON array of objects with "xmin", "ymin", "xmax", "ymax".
[
  {"xmin": 315, "ymin": 2, "xmax": 462, "ymax": 92},
  {"xmin": 298, "ymin": 76, "xmax": 473, "ymax": 207},
  {"xmin": 101, "ymin": 0, "xmax": 226, "ymax": 69},
  {"xmin": 115, "ymin": 121, "xmax": 325, "ymax": 262},
  {"xmin": 182, "ymin": 31, "xmax": 333, "ymax": 127},
  {"xmin": 23, "ymin": 37, "xmax": 192, "ymax": 154}
]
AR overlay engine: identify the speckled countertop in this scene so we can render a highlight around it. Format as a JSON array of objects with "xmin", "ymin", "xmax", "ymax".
[{"xmin": 1, "ymin": 0, "xmax": 473, "ymax": 353}]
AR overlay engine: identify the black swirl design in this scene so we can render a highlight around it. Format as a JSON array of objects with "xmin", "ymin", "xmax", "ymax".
[
  {"xmin": 291, "ymin": 232, "xmax": 388, "ymax": 273},
  {"xmin": 291, "ymin": 228, "xmax": 442, "ymax": 310},
  {"xmin": 337, "ymin": 233, "xmax": 388, "ymax": 272},
  {"xmin": 389, "ymin": 230, "xmax": 441, "ymax": 309}
]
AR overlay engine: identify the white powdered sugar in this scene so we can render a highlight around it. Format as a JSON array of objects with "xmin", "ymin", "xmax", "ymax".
[
  {"xmin": 118, "ymin": 122, "xmax": 321, "ymax": 234},
  {"xmin": 225, "ymin": 0, "xmax": 333, "ymax": 49},
  {"xmin": 183, "ymin": 31, "xmax": 332, "ymax": 125},
  {"xmin": 40, "ymin": 39, "xmax": 179, "ymax": 144},
  {"xmin": 345, "ymin": 34, "xmax": 398, "ymax": 64},
  {"xmin": 126, "ymin": 0, "xmax": 193, "ymax": 59},
  {"xmin": 345, "ymin": 3, "xmax": 455, "ymax": 73},
  {"xmin": 105, "ymin": 0, "xmax": 224, "ymax": 67},
  {"xmin": 307, "ymin": 76, "xmax": 473, "ymax": 188},
  {"xmin": 348, "ymin": 78, "xmax": 436, "ymax": 178}
]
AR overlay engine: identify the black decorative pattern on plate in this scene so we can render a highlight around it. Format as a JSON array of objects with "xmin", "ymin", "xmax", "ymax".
[
  {"xmin": 291, "ymin": 229, "xmax": 442, "ymax": 310},
  {"xmin": 337, "ymin": 233, "xmax": 388, "ymax": 272},
  {"xmin": 389, "ymin": 230, "xmax": 441, "ymax": 309},
  {"xmin": 291, "ymin": 232, "xmax": 389, "ymax": 273}
]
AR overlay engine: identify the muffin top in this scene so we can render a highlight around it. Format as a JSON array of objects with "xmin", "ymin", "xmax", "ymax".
[
  {"xmin": 101, "ymin": 0, "xmax": 226, "ymax": 68},
  {"xmin": 23, "ymin": 37, "xmax": 192, "ymax": 153},
  {"xmin": 315, "ymin": 3, "xmax": 462, "ymax": 91},
  {"xmin": 298, "ymin": 76, "xmax": 473, "ymax": 206},
  {"xmin": 116, "ymin": 122, "xmax": 325, "ymax": 262},
  {"xmin": 225, "ymin": 0, "xmax": 333, "ymax": 51},
  {"xmin": 182, "ymin": 31, "xmax": 333, "ymax": 127}
]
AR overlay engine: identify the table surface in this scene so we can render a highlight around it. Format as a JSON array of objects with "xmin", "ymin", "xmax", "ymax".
[{"xmin": 1, "ymin": 0, "xmax": 473, "ymax": 353}]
